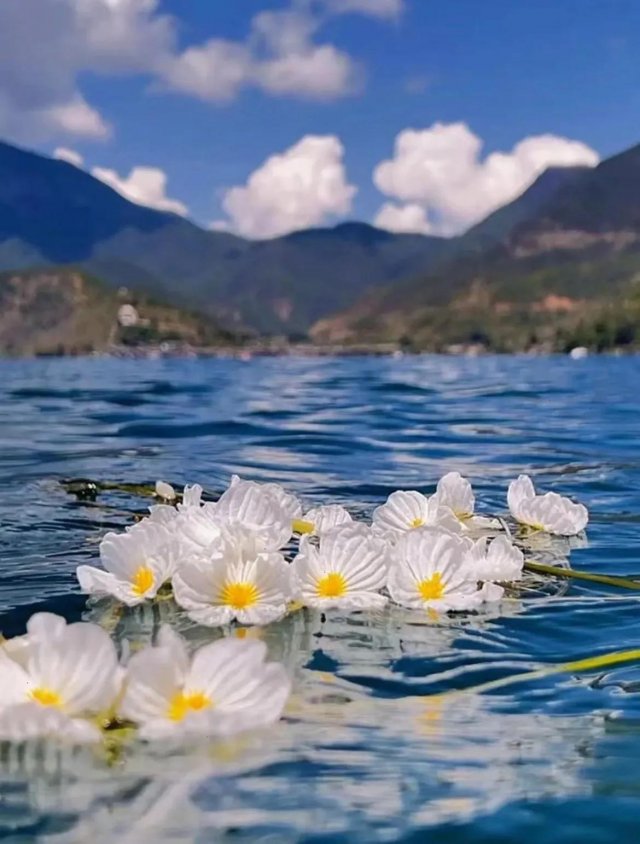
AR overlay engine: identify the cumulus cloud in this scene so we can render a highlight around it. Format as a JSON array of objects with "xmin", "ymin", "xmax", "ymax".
[
  {"xmin": 0, "ymin": 0, "xmax": 166, "ymax": 142},
  {"xmin": 0, "ymin": 0, "xmax": 394, "ymax": 143},
  {"xmin": 53, "ymin": 147, "xmax": 85, "ymax": 167},
  {"xmin": 258, "ymin": 44, "xmax": 359, "ymax": 99},
  {"xmin": 50, "ymin": 144, "xmax": 189, "ymax": 215},
  {"xmin": 212, "ymin": 135, "xmax": 357, "ymax": 239},
  {"xmin": 0, "ymin": 90, "xmax": 110, "ymax": 143},
  {"xmin": 43, "ymin": 95, "xmax": 110, "ymax": 139},
  {"xmin": 91, "ymin": 165, "xmax": 189, "ymax": 216},
  {"xmin": 373, "ymin": 123, "xmax": 600, "ymax": 236},
  {"xmin": 374, "ymin": 202, "xmax": 433, "ymax": 235},
  {"xmin": 159, "ymin": 40, "xmax": 253, "ymax": 103},
  {"xmin": 162, "ymin": 7, "xmax": 360, "ymax": 102}
]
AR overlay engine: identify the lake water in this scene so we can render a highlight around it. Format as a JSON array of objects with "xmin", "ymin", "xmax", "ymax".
[{"xmin": 0, "ymin": 354, "xmax": 639, "ymax": 843}]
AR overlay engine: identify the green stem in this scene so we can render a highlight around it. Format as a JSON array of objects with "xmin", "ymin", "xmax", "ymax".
[
  {"xmin": 437, "ymin": 648, "xmax": 640, "ymax": 698},
  {"xmin": 524, "ymin": 560, "xmax": 640, "ymax": 591},
  {"xmin": 60, "ymin": 478, "xmax": 218, "ymax": 502}
]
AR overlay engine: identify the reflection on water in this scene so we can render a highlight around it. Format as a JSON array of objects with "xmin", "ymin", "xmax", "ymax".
[{"xmin": 0, "ymin": 354, "xmax": 639, "ymax": 841}]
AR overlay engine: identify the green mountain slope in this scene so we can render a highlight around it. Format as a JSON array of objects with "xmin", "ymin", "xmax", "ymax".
[
  {"xmin": 90, "ymin": 220, "xmax": 449, "ymax": 335},
  {"xmin": 0, "ymin": 268, "xmax": 235, "ymax": 356},
  {"xmin": 459, "ymin": 166, "xmax": 590, "ymax": 251},
  {"xmin": 0, "ymin": 140, "xmax": 447, "ymax": 335},
  {"xmin": 312, "ymin": 145, "xmax": 640, "ymax": 351}
]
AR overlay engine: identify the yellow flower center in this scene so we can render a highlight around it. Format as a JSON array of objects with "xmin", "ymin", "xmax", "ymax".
[
  {"xmin": 168, "ymin": 690, "xmax": 212, "ymax": 721},
  {"xmin": 455, "ymin": 511, "xmax": 472, "ymax": 521},
  {"xmin": 316, "ymin": 571, "xmax": 348, "ymax": 599},
  {"xmin": 524, "ymin": 522, "xmax": 545, "ymax": 532},
  {"xmin": 418, "ymin": 572, "xmax": 445, "ymax": 601},
  {"xmin": 132, "ymin": 565, "xmax": 155, "ymax": 596},
  {"xmin": 220, "ymin": 581, "xmax": 259, "ymax": 610},
  {"xmin": 410, "ymin": 517, "xmax": 425, "ymax": 528},
  {"xmin": 292, "ymin": 518, "xmax": 315, "ymax": 535},
  {"xmin": 31, "ymin": 687, "xmax": 62, "ymax": 707}
]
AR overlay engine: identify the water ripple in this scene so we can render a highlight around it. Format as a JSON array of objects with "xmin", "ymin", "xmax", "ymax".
[{"xmin": 0, "ymin": 354, "xmax": 639, "ymax": 841}]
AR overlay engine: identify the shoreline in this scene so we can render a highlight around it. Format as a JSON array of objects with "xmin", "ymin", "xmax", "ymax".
[{"xmin": 1, "ymin": 342, "xmax": 638, "ymax": 360}]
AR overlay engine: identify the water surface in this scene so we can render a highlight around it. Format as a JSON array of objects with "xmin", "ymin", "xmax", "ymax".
[{"xmin": 0, "ymin": 354, "xmax": 639, "ymax": 843}]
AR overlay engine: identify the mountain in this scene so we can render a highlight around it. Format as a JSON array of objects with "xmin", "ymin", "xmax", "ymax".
[
  {"xmin": 458, "ymin": 165, "xmax": 590, "ymax": 252},
  {"xmin": 0, "ymin": 140, "xmax": 190, "ymax": 264},
  {"xmin": 0, "ymin": 140, "xmax": 447, "ymax": 335},
  {"xmin": 511, "ymin": 143, "xmax": 640, "ymax": 239},
  {"xmin": 0, "ymin": 268, "xmax": 235, "ymax": 356},
  {"xmin": 90, "ymin": 218, "xmax": 449, "ymax": 335},
  {"xmin": 312, "ymin": 145, "xmax": 640, "ymax": 352}
]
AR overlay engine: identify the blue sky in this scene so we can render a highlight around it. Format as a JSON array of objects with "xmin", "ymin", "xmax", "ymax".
[{"xmin": 1, "ymin": 0, "xmax": 639, "ymax": 238}]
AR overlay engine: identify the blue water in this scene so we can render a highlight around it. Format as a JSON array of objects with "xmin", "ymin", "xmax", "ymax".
[{"xmin": 0, "ymin": 354, "xmax": 639, "ymax": 843}]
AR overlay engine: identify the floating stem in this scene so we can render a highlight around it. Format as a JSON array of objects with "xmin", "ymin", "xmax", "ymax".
[
  {"xmin": 524, "ymin": 560, "xmax": 640, "ymax": 591},
  {"xmin": 433, "ymin": 648, "xmax": 640, "ymax": 699},
  {"xmin": 60, "ymin": 478, "xmax": 218, "ymax": 502}
]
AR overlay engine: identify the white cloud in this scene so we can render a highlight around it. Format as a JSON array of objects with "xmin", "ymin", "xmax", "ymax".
[
  {"xmin": 374, "ymin": 202, "xmax": 434, "ymax": 235},
  {"xmin": 0, "ymin": 0, "xmax": 165, "ymax": 142},
  {"xmin": 162, "ymin": 7, "xmax": 360, "ymax": 103},
  {"xmin": 373, "ymin": 122, "xmax": 600, "ymax": 235},
  {"xmin": 91, "ymin": 165, "xmax": 189, "ymax": 216},
  {"xmin": 0, "ymin": 90, "xmax": 110, "ymax": 143},
  {"xmin": 72, "ymin": 0, "xmax": 174, "ymax": 73},
  {"xmin": 213, "ymin": 135, "xmax": 357, "ymax": 239},
  {"xmin": 0, "ymin": 0, "xmax": 393, "ymax": 143},
  {"xmin": 259, "ymin": 44, "xmax": 359, "ymax": 99},
  {"xmin": 50, "ymin": 145, "xmax": 190, "ymax": 216},
  {"xmin": 44, "ymin": 95, "xmax": 111, "ymax": 139},
  {"xmin": 323, "ymin": 0, "xmax": 404, "ymax": 18},
  {"xmin": 53, "ymin": 147, "xmax": 85, "ymax": 167},
  {"xmin": 159, "ymin": 40, "xmax": 253, "ymax": 103},
  {"xmin": 208, "ymin": 220, "xmax": 232, "ymax": 233}
]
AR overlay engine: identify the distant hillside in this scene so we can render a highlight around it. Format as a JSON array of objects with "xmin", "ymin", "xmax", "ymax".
[
  {"xmin": 458, "ymin": 166, "xmax": 590, "ymax": 252},
  {"xmin": 90, "ymin": 219, "xmax": 449, "ymax": 335},
  {"xmin": 312, "ymin": 145, "xmax": 640, "ymax": 352},
  {"xmin": 0, "ymin": 140, "xmax": 447, "ymax": 335},
  {"xmin": 0, "ymin": 268, "xmax": 235, "ymax": 356},
  {"xmin": 511, "ymin": 143, "xmax": 640, "ymax": 241}
]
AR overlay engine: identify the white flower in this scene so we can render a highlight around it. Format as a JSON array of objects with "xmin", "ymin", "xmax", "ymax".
[
  {"xmin": 436, "ymin": 472, "xmax": 475, "ymax": 519},
  {"xmin": 173, "ymin": 528, "xmax": 290, "ymax": 627},
  {"xmin": 0, "ymin": 613, "xmax": 121, "ymax": 744},
  {"xmin": 255, "ymin": 478, "xmax": 302, "ymax": 521},
  {"xmin": 0, "ymin": 703, "xmax": 100, "ymax": 744},
  {"xmin": 209, "ymin": 476, "xmax": 296, "ymax": 550},
  {"xmin": 155, "ymin": 480, "xmax": 176, "ymax": 501},
  {"xmin": 119, "ymin": 626, "xmax": 290, "ymax": 740},
  {"xmin": 435, "ymin": 472, "xmax": 499, "ymax": 531},
  {"xmin": 1, "ymin": 632, "xmax": 30, "ymax": 668},
  {"xmin": 180, "ymin": 483, "xmax": 203, "ymax": 510},
  {"xmin": 508, "ymin": 474, "xmax": 588, "ymax": 535},
  {"xmin": 466, "ymin": 535, "xmax": 524, "ymax": 582},
  {"xmin": 147, "ymin": 504, "xmax": 179, "ymax": 526},
  {"xmin": 291, "ymin": 524, "xmax": 388, "ymax": 610},
  {"xmin": 293, "ymin": 504, "xmax": 353, "ymax": 537},
  {"xmin": 148, "ymin": 483, "xmax": 203, "ymax": 527},
  {"xmin": 387, "ymin": 529, "xmax": 503, "ymax": 612},
  {"xmin": 372, "ymin": 490, "xmax": 461, "ymax": 539},
  {"xmin": 177, "ymin": 504, "xmax": 224, "ymax": 551},
  {"xmin": 77, "ymin": 522, "xmax": 182, "ymax": 606}
]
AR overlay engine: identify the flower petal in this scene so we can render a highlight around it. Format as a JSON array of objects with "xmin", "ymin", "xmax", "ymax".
[
  {"xmin": 436, "ymin": 472, "xmax": 475, "ymax": 517},
  {"xmin": 0, "ymin": 704, "xmax": 101, "ymax": 744},
  {"xmin": 0, "ymin": 652, "xmax": 31, "ymax": 707},
  {"xmin": 303, "ymin": 504, "xmax": 353, "ymax": 536},
  {"xmin": 28, "ymin": 622, "xmax": 121, "ymax": 716},
  {"xmin": 120, "ymin": 645, "xmax": 185, "ymax": 723}
]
